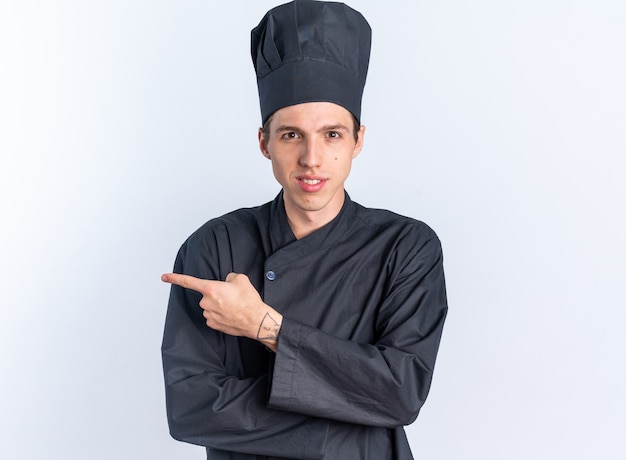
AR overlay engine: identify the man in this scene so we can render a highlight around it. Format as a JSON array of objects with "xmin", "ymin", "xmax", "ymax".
[{"xmin": 161, "ymin": 1, "xmax": 447, "ymax": 459}]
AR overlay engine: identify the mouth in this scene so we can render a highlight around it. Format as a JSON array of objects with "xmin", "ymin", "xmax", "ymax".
[
  {"xmin": 300, "ymin": 178, "xmax": 322, "ymax": 185},
  {"xmin": 296, "ymin": 175, "xmax": 327, "ymax": 192}
]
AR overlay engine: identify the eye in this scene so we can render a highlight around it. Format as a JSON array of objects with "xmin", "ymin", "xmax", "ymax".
[
  {"xmin": 327, "ymin": 131, "xmax": 341, "ymax": 139},
  {"xmin": 281, "ymin": 132, "xmax": 300, "ymax": 140}
]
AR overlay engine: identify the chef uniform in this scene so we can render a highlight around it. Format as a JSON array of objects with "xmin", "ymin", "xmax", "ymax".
[{"xmin": 162, "ymin": 2, "xmax": 447, "ymax": 459}]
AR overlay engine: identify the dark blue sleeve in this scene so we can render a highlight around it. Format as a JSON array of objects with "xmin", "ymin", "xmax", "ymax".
[
  {"xmin": 161, "ymin": 239, "xmax": 330, "ymax": 459},
  {"xmin": 268, "ymin": 233, "xmax": 447, "ymax": 427}
]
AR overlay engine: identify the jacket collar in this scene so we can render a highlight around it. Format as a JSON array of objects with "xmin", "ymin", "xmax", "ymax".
[{"xmin": 268, "ymin": 190, "xmax": 354, "ymax": 261}]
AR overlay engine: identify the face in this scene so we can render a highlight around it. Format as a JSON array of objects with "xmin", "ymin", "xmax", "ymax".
[{"xmin": 258, "ymin": 102, "xmax": 365, "ymax": 225}]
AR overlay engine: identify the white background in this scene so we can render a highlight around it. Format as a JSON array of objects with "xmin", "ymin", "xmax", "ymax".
[{"xmin": 1, "ymin": 1, "xmax": 625, "ymax": 458}]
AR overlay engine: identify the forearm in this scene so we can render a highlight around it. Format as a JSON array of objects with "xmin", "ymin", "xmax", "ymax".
[
  {"xmin": 267, "ymin": 315, "xmax": 445, "ymax": 427},
  {"xmin": 255, "ymin": 311, "xmax": 282, "ymax": 352},
  {"xmin": 164, "ymin": 364, "xmax": 328, "ymax": 458},
  {"xmin": 162, "ymin": 302, "xmax": 326, "ymax": 458}
]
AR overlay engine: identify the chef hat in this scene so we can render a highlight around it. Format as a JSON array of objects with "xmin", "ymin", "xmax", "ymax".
[{"xmin": 251, "ymin": 0, "xmax": 372, "ymax": 125}]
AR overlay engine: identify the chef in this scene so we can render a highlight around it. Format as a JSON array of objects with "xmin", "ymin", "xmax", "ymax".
[{"xmin": 161, "ymin": 1, "xmax": 447, "ymax": 458}]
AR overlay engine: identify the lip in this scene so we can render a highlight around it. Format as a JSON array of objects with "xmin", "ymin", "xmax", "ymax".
[{"xmin": 296, "ymin": 175, "xmax": 327, "ymax": 193}]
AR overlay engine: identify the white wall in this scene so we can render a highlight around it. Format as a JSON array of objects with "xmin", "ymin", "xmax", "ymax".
[{"xmin": 1, "ymin": 1, "xmax": 624, "ymax": 458}]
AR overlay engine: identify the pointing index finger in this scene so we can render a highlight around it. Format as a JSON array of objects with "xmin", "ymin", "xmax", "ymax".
[{"xmin": 161, "ymin": 273, "xmax": 207, "ymax": 294}]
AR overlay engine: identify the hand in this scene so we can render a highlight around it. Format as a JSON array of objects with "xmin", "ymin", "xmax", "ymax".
[{"xmin": 162, "ymin": 272, "xmax": 282, "ymax": 351}]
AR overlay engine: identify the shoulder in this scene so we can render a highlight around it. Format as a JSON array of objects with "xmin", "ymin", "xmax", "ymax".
[
  {"xmin": 349, "ymin": 203, "xmax": 445, "ymax": 279},
  {"xmin": 351, "ymin": 201, "xmax": 440, "ymax": 245},
  {"xmin": 172, "ymin": 201, "xmax": 273, "ymax": 277},
  {"xmin": 183, "ymin": 201, "xmax": 272, "ymax": 250},
  {"xmin": 348, "ymin": 201, "xmax": 444, "ymax": 273}
]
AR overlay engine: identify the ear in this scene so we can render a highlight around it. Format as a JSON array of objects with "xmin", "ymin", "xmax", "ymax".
[
  {"xmin": 352, "ymin": 125, "xmax": 366, "ymax": 159},
  {"xmin": 258, "ymin": 128, "xmax": 271, "ymax": 159}
]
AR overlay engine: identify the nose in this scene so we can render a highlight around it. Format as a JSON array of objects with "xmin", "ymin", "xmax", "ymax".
[{"xmin": 299, "ymin": 138, "xmax": 323, "ymax": 169}]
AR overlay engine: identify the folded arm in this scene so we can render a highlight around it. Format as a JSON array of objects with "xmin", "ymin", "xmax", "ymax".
[{"xmin": 267, "ymin": 236, "xmax": 447, "ymax": 426}]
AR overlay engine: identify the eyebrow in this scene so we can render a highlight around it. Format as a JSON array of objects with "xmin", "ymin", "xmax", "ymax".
[
  {"xmin": 274, "ymin": 124, "xmax": 350, "ymax": 134},
  {"xmin": 274, "ymin": 125, "xmax": 301, "ymax": 133},
  {"xmin": 319, "ymin": 124, "xmax": 350, "ymax": 132}
]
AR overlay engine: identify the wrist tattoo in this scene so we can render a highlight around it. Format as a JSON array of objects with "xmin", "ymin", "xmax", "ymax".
[{"xmin": 257, "ymin": 312, "xmax": 281, "ymax": 343}]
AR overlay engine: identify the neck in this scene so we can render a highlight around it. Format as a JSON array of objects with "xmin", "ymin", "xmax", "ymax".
[{"xmin": 283, "ymin": 193, "xmax": 345, "ymax": 240}]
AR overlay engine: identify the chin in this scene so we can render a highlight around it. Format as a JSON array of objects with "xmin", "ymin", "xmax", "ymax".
[{"xmin": 297, "ymin": 197, "xmax": 327, "ymax": 212}]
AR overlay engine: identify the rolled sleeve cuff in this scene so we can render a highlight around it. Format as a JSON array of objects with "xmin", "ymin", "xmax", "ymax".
[{"xmin": 268, "ymin": 317, "xmax": 304, "ymax": 412}]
